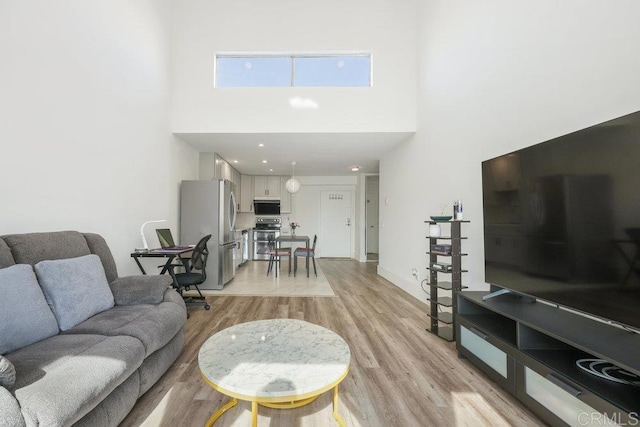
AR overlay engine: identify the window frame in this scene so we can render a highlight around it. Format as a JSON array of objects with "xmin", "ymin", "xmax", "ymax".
[{"xmin": 214, "ymin": 52, "xmax": 373, "ymax": 88}]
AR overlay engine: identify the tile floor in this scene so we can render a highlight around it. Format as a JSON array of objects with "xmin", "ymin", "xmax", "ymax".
[{"xmin": 185, "ymin": 259, "xmax": 335, "ymax": 297}]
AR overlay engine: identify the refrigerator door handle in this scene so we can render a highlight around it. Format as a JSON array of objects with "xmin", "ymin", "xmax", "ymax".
[{"xmin": 229, "ymin": 191, "xmax": 237, "ymax": 232}]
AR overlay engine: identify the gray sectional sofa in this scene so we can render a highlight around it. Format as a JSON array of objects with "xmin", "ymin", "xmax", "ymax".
[{"xmin": 0, "ymin": 231, "xmax": 187, "ymax": 426}]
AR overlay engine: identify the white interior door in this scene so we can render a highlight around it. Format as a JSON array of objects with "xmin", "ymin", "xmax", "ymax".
[
  {"xmin": 320, "ymin": 191, "xmax": 352, "ymax": 257},
  {"xmin": 366, "ymin": 191, "xmax": 379, "ymax": 253}
]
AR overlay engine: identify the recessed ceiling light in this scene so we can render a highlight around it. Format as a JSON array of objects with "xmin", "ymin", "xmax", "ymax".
[
  {"xmin": 262, "ymin": 160, "xmax": 268, "ymax": 164},
  {"xmin": 258, "ymin": 143, "xmax": 264, "ymax": 147},
  {"xmin": 351, "ymin": 166, "xmax": 360, "ymax": 172},
  {"xmin": 269, "ymin": 169, "xmax": 273, "ymax": 172},
  {"xmin": 233, "ymin": 160, "xmax": 238, "ymax": 163}
]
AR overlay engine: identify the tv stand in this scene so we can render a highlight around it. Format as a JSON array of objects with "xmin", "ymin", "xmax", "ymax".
[{"xmin": 457, "ymin": 289, "xmax": 640, "ymax": 426}]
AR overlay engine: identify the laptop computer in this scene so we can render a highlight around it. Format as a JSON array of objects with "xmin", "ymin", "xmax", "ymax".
[{"xmin": 155, "ymin": 229, "xmax": 193, "ymax": 250}]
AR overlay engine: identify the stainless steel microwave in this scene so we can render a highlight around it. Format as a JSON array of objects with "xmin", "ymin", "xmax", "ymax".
[{"xmin": 253, "ymin": 200, "xmax": 280, "ymax": 215}]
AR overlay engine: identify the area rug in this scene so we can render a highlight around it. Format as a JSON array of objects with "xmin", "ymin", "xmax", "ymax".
[{"xmin": 187, "ymin": 260, "xmax": 335, "ymax": 297}]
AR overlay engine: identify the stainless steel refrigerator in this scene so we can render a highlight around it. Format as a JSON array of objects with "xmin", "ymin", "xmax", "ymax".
[{"xmin": 180, "ymin": 180, "xmax": 237, "ymax": 290}]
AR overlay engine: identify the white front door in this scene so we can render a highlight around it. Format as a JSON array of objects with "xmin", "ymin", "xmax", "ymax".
[{"xmin": 320, "ymin": 191, "xmax": 352, "ymax": 257}]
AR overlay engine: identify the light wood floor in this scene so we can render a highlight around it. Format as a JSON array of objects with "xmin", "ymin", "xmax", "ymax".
[{"xmin": 121, "ymin": 260, "xmax": 543, "ymax": 427}]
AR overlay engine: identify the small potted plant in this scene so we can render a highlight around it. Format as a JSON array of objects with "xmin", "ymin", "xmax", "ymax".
[
  {"xmin": 429, "ymin": 203, "xmax": 452, "ymax": 222},
  {"xmin": 289, "ymin": 221, "xmax": 300, "ymax": 235}
]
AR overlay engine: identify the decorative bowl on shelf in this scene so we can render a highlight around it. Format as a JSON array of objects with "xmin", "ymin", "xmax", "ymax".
[{"xmin": 430, "ymin": 215, "xmax": 452, "ymax": 221}]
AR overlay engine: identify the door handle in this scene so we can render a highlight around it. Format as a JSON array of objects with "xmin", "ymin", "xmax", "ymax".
[
  {"xmin": 545, "ymin": 374, "xmax": 582, "ymax": 397},
  {"xmin": 469, "ymin": 327, "xmax": 488, "ymax": 341}
]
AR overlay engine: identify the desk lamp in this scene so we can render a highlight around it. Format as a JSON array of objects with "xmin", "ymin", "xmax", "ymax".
[{"xmin": 135, "ymin": 219, "xmax": 167, "ymax": 252}]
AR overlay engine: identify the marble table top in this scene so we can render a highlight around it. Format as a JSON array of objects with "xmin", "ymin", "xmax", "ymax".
[{"xmin": 198, "ymin": 319, "xmax": 351, "ymax": 400}]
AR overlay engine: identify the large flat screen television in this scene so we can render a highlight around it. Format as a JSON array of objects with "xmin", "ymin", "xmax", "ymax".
[{"xmin": 482, "ymin": 110, "xmax": 640, "ymax": 332}]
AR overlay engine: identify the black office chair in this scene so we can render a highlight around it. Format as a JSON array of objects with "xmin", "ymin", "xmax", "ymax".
[
  {"xmin": 166, "ymin": 234, "xmax": 211, "ymax": 313},
  {"xmin": 294, "ymin": 235, "xmax": 317, "ymax": 278}
]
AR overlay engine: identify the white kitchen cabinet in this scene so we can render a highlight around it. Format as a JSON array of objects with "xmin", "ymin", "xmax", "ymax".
[
  {"xmin": 198, "ymin": 153, "xmax": 238, "ymax": 184},
  {"xmin": 240, "ymin": 175, "xmax": 253, "ymax": 212},
  {"xmin": 253, "ymin": 176, "xmax": 281, "ymax": 198},
  {"xmin": 221, "ymin": 159, "xmax": 232, "ymax": 182},
  {"xmin": 233, "ymin": 168, "xmax": 241, "ymax": 187}
]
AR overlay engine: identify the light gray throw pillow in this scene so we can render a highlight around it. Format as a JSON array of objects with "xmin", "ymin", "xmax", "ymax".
[
  {"xmin": 35, "ymin": 254, "xmax": 114, "ymax": 331},
  {"xmin": 0, "ymin": 264, "xmax": 59, "ymax": 355}
]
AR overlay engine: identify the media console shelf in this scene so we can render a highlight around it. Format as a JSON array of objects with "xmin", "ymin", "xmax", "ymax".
[
  {"xmin": 425, "ymin": 220, "xmax": 468, "ymax": 341},
  {"xmin": 457, "ymin": 290, "xmax": 640, "ymax": 426}
]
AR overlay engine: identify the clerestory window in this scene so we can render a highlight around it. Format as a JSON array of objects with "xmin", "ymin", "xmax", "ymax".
[{"xmin": 215, "ymin": 53, "xmax": 372, "ymax": 88}]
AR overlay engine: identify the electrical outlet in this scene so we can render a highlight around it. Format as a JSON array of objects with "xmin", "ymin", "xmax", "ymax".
[{"xmin": 411, "ymin": 268, "xmax": 418, "ymax": 280}]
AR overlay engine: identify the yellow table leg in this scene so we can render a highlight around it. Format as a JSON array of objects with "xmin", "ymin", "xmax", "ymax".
[
  {"xmin": 205, "ymin": 398, "xmax": 237, "ymax": 427},
  {"xmin": 332, "ymin": 385, "xmax": 346, "ymax": 427},
  {"xmin": 252, "ymin": 401, "xmax": 258, "ymax": 427}
]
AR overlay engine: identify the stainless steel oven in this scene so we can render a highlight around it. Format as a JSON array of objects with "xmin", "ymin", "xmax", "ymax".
[{"xmin": 253, "ymin": 217, "xmax": 281, "ymax": 261}]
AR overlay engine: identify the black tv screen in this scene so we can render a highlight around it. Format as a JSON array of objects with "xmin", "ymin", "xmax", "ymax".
[{"xmin": 482, "ymin": 110, "xmax": 640, "ymax": 332}]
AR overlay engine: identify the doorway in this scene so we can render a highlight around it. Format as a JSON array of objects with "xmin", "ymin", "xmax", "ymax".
[
  {"xmin": 320, "ymin": 190, "xmax": 352, "ymax": 258},
  {"xmin": 365, "ymin": 176, "xmax": 379, "ymax": 262}
]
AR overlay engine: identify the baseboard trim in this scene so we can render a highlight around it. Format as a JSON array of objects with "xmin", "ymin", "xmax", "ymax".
[{"xmin": 377, "ymin": 266, "xmax": 428, "ymax": 306}]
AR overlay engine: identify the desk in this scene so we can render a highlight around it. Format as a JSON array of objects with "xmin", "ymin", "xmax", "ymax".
[
  {"xmin": 131, "ymin": 247, "xmax": 209, "ymax": 313},
  {"xmin": 276, "ymin": 235, "xmax": 310, "ymax": 276},
  {"xmin": 199, "ymin": 319, "xmax": 350, "ymax": 427},
  {"xmin": 131, "ymin": 248, "xmax": 193, "ymax": 276}
]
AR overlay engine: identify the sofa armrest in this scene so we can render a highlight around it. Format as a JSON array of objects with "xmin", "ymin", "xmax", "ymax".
[
  {"xmin": 163, "ymin": 287, "xmax": 187, "ymax": 310},
  {"xmin": 109, "ymin": 275, "xmax": 172, "ymax": 305},
  {"xmin": 0, "ymin": 387, "xmax": 25, "ymax": 427}
]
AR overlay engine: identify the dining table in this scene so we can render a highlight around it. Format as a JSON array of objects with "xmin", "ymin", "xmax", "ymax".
[{"xmin": 276, "ymin": 235, "xmax": 310, "ymax": 276}]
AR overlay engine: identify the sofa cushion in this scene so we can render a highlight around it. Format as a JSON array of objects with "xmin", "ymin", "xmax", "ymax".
[
  {"xmin": 63, "ymin": 301, "xmax": 186, "ymax": 357},
  {"xmin": 0, "ymin": 264, "xmax": 59, "ymax": 355},
  {"xmin": 2, "ymin": 231, "xmax": 91, "ymax": 266},
  {"xmin": 0, "ymin": 355, "xmax": 16, "ymax": 389},
  {"xmin": 0, "ymin": 238, "xmax": 15, "ymax": 269},
  {"xmin": 35, "ymin": 255, "xmax": 115, "ymax": 331},
  {"xmin": 5, "ymin": 334, "xmax": 145, "ymax": 426}
]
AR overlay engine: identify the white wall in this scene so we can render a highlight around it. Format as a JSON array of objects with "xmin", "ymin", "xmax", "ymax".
[
  {"xmin": 171, "ymin": 0, "xmax": 417, "ymax": 133},
  {"xmin": 379, "ymin": 0, "xmax": 640, "ymax": 303},
  {"xmin": 0, "ymin": 0, "xmax": 199, "ymax": 275}
]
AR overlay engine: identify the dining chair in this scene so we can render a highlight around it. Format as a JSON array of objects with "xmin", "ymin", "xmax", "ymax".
[
  {"xmin": 294, "ymin": 235, "xmax": 317, "ymax": 278},
  {"xmin": 267, "ymin": 237, "xmax": 291, "ymax": 277}
]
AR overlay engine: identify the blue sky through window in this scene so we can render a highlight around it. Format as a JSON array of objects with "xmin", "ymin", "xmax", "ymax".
[
  {"xmin": 294, "ymin": 56, "xmax": 370, "ymax": 87},
  {"xmin": 216, "ymin": 57, "xmax": 291, "ymax": 87},
  {"xmin": 216, "ymin": 54, "xmax": 371, "ymax": 88}
]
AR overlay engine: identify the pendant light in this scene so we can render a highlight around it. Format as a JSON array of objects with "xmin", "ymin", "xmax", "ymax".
[{"xmin": 285, "ymin": 161, "xmax": 301, "ymax": 194}]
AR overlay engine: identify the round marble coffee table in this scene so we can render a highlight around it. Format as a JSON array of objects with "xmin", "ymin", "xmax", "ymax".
[{"xmin": 198, "ymin": 319, "xmax": 351, "ymax": 427}]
